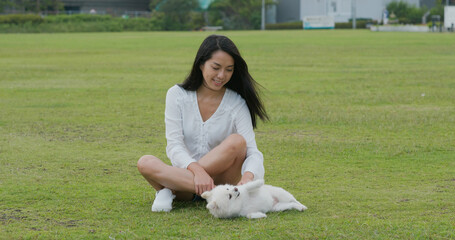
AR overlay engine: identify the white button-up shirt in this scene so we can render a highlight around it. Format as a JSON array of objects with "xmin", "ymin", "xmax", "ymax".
[{"xmin": 165, "ymin": 85, "xmax": 264, "ymax": 179}]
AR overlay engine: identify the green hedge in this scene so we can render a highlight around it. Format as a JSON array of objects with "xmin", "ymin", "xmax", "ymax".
[
  {"xmin": 0, "ymin": 14, "xmax": 43, "ymax": 25},
  {"xmin": 0, "ymin": 14, "xmax": 114, "ymax": 25},
  {"xmin": 266, "ymin": 21, "xmax": 302, "ymax": 30},
  {"xmin": 0, "ymin": 20, "xmax": 164, "ymax": 33},
  {"xmin": 335, "ymin": 20, "xmax": 378, "ymax": 29},
  {"xmin": 336, "ymin": 21, "xmax": 367, "ymax": 29},
  {"xmin": 0, "ymin": 14, "xmax": 165, "ymax": 33},
  {"xmin": 0, "ymin": 14, "xmax": 379, "ymax": 32},
  {"xmin": 266, "ymin": 20, "xmax": 378, "ymax": 30},
  {"xmin": 44, "ymin": 14, "xmax": 113, "ymax": 23}
]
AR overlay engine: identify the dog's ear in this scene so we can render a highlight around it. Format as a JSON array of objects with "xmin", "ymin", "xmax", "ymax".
[
  {"xmin": 201, "ymin": 191, "xmax": 212, "ymax": 199},
  {"xmin": 206, "ymin": 201, "xmax": 218, "ymax": 210}
]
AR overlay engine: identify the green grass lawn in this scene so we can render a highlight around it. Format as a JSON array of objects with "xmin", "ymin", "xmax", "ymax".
[{"xmin": 1, "ymin": 30, "xmax": 454, "ymax": 239}]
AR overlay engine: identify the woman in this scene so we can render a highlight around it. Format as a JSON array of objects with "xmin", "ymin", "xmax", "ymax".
[{"xmin": 137, "ymin": 35, "xmax": 268, "ymax": 212}]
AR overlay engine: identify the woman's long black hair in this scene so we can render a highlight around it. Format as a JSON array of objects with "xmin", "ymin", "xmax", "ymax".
[{"xmin": 180, "ymin": 35, "xmax": 268, "ymax": 128}]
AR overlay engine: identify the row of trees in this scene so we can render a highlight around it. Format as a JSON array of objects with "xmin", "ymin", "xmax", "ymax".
[
  {"xmin": 208, "ymin": 0, "xmax": 275, "ymax": 30},
  {"xmin": 2, "ymin": 0, "xmax": 452, "ymax": 30},
  {"xmin": 386, "ymin": 0, "xmax": 448, "ymax": 24},
  {"xmin": 1, "ymin": 0, "xmax": 271, "ymax": 30},
  {"xmin": 0, "ymin": 0, "xmax": 63, "ymax": 13},
  {"xmin": 149, "ymin": 0, "xmax": 274, "ymax": 30},
  {"xmin": 154, "ymin": 0, "xmax": 452, "ymax": 29},
  {"xmin": 149, "ymin": 0, "xmax": 202, "ymax": 30}
]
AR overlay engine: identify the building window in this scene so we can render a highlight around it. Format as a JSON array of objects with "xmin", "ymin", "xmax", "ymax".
[{"xmin": 331, "ymin": 1, "xmax": 337, "ymax": 13}]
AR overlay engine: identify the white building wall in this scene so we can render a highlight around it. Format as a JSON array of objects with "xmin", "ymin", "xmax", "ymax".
[
  {"xmin": 277, "ymin": 0, "xmax": 301, "ymax": 22},
  {"xmin": 299, "ymin": 0, "xmax": 421, "ymax": 23},
  {"xmin": 300, "ymin": 0, "xmax": 326, "ymax": 19},
  {"xmin": 356, "ymin": 0, "xmax": 385, "ymax": 21},
  {"xmin": 328, "ymin": 0, "xmax": 352, "ymax": 22}
]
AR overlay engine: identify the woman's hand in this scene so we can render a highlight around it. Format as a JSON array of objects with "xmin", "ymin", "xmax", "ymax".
[
  {"xmin": 188, "ymin": 162, "xmax": 215, "ymax": 195},
  {"xmin": 237, "ymin": 171, "xmax": 254, "ymax": 185}
]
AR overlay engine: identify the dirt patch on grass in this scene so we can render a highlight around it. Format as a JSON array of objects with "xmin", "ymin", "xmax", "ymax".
[
  {"xmin": 0, "ymin": 208, "xmax": 28, "ymax": 223},
  {"xmin": 0, "ymin": 208, "xmax": 81, "ymax": 229}
]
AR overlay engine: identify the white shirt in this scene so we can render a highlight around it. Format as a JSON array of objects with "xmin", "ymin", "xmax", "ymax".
[{"xmin": 165, "ymin": 85, "xmax": 265, "ymax": 179}]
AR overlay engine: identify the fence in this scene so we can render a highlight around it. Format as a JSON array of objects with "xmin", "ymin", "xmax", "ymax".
[{"xmin": 1, "ymin": 10, "xmax": 151, "ymax": 18}]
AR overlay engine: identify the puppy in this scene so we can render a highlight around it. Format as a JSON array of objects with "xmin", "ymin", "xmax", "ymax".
[{"xmin": 201, "ymin": 179, "xmax": 307, "ymax": 219}]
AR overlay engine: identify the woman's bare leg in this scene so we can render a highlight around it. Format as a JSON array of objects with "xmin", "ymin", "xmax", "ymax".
[
  {"xmin": 137, "ymin": 155, "xmax": 195, "ymax": 193},
  {"xmin": 197, "ymin": 134, "xmax": 247, "ymax": 185},
  {"xmin": 137, "ymin": 134, "xmax": 247, "ymax": 198}
]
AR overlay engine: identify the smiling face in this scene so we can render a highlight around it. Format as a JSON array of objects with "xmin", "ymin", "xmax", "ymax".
[{"xmin": 200, "ymin": 50, "xmax": 234, "ymax": 92}]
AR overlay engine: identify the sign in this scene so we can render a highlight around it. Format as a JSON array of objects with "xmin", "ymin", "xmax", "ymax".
[
  {"xmin": 444, "ymin": 6, "xmax": 455, "ymax": 28},
  {"xmin": 303, "ymin": 16, "xmax": 335, "ymax": 29},
  {"xmin": 383, "ymin": 9, "xmax": 389, "ymax": 25},
  {"xmin": 198, "ymin": 0, "xmax": 215, "ymax": 10}
]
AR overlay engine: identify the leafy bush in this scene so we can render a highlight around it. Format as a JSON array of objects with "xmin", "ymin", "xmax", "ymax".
[
  {"xmin": 266, "ymin": 21, "xmax": 302, "ymax": 30},
  {"xmin": 267, "ymin": 19, "xmax": 377, "ymax": 30},
  {"xmin": 0, "ymin": 21, "xmax": 120, "ymax": 33},
  {"xmin": 348, "ymin": 18, "xmax": 373, "ymax": 22},
  {"xmin": 44, "ymin": 14, "xmax": 113, "ymax": 23},
  {"xmin": 429, "ymin": 0, "xmax": 445, "ymax": 21},
  {"xmin": 0, "ymin": 13, "xmax": 166, "ymax": 33},
  {"xmin": 153, "ymin": 0, "xmax": 201, "ymax": 30},
  {"xmin": 209, "ymin": 0, "xmax": 275, "ymax": 30},
  {"xmin": 336, "ymin": 20, "xmax": 377, "ymax": 29},
  {"xmin": 386, "ymin": 0, "xmax": 426, "ymax": 24},
  {"xmin": 0, "ymin": 14, "xmax": 43, "ymax": 25},
  {"xmin": 188, "ymin": 11, "xmax": 205, "ymax": 30},
  {"xmin": 335, "ymin": 22, "xmax": 352, "ymax": 29},
  {"xmin": 120, "ymin": 17, "xmax": 164, "ymax": 31}
]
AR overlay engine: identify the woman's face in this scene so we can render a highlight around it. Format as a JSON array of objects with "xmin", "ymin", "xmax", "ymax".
[{"xmin": 200, "ymin": 50, "xmax": 234, "ymax": 92}]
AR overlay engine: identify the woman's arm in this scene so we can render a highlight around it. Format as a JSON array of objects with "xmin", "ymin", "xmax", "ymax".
[
  {"xmin": 237, "ymin": 171, "xmax": 254, "ymax": 185},
  {"xmin": 165, "ymin": 86, "xmax": 215, "ymax": 194},
  {"xmin": 187, "ymin": 162, "xmax": 215, "ymax": 195},
  {"xmin": 234, "ymin": 101, "xmax": 265, "ymax": 181},
  {"xmin": 165, "ymin": 86, "xmax": 197, "ymax": 169}
]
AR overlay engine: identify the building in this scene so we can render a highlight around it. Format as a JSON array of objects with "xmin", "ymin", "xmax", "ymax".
[
  {"xmin": 60, "ymin": 0, "xmax": 149, "ymax": 15},
  {"xmin": 268, "ymin": 0, "xmax": 437, "ymax": 23},
  {"xmin": 60, "ymin": 0, "xmax": 215, "ymax": 15}
]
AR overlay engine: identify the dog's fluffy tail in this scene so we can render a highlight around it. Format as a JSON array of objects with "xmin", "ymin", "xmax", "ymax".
[
  {"xmin": 243, "ymin": 179, "xmax": 264, "ymax": 191},
  {"xmin": 264, "ymin": 185, "xmax": 299, "ymax": 203}
]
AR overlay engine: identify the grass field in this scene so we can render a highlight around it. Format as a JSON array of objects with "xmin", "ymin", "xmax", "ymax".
[{"xmin": 1, "ymin": 30, "xmax": 454, "ymax": 239}]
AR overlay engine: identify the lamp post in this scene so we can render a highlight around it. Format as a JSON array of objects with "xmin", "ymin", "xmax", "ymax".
[
  {"xmin": 261, "ymin": 0, "xmax": 265, "ymax": 30},
  {"xmin": 352, "ymin": 0, "xmax": 356, "ymax": 29}
]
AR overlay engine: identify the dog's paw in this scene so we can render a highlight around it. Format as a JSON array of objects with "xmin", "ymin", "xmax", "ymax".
[
  {"xmin": 247, "ymin": 212, "xmax": 267, "ymax": 219},
  {"xmin": 296, "ymin": 203, "xmax": 308, "ymax": 211}
]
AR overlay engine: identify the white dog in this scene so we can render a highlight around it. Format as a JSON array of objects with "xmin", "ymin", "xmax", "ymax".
[{"xmin": 201, "ymin": 179, "xmax": 307, "ymax": 219}]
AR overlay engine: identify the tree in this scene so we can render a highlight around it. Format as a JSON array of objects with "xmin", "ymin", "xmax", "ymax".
[
  {"xmin": 1, "ymin": 0, "xmax": 63, "ymax": 14},
  {"xmin": 386, "ymin": 0, "xmax": 425, "ymax": 24},
  {"xmin": 0, "ymin": 1, "xmax": 13, "ymax": 13},
  {"xmin": 208, "ymin": 0, "xmax": 275, "ymax": 30},
  {"xmin": 149, "ymin": 0, "xmax": 161, "ymax": 11},
  {"xmin": 150, "ymin": 0, "xmax": 201, "ymax": 30},
  {"xmin": 430, "ymin": 0, "xmax": 445, "ymax": 21}
]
